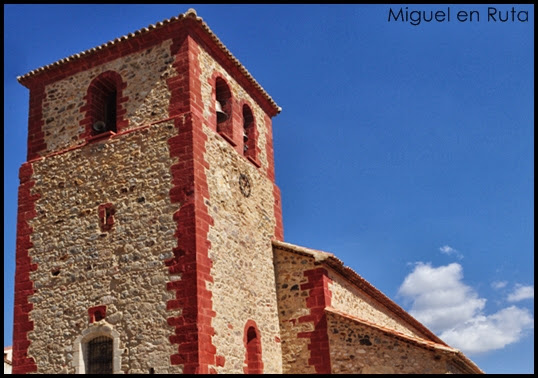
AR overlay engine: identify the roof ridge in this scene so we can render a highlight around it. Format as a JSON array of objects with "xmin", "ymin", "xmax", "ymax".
[
  {"xmin": 325, "ymin": 306, "xmax": 456, "ymax": 352},
  {"xmin": 16, "ymin": 8, "xmax": 281, "ymax": 114},
  {"xmin": 16, "ymin": 11, "xmax": 191, "ymax": 83},
  {"xmin": 324, "ymin": 307, "xmax": 484, "ymax": 374},
  {"xmin": 272, "ymin": 239, "xmax": 448, "ymax": 346}
]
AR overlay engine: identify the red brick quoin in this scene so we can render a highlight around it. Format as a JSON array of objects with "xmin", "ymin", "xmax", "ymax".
[
  {"xmin": 26, "ymin": 85, "xmax": 46, "ymax": 161},
  {"xmin": 263, "ymin": 111, "xmax": 283, "ymax": 242},
  {"xmin": 12, "ymin": 162, "xmax": 40, "ymax": 374},
  {"xmin": 298, "ymin": 267, "xmax": 333, "ymax": 374},
  {"xmin": 165, "ymin": 32, "xmax": 217, "ymax": 375}
]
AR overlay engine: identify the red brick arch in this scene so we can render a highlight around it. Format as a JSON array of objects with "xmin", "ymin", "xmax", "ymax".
[
  {"xmin": 239, "ymin": 101, "xmax": 260, "ymax": 166},
  {"xmin": 209, "ymin": 73, "xmax": 235, "ymax": 146},
  {"xmin": 243, "ymin": 320, "xmax": 263, "ymax": 374}
]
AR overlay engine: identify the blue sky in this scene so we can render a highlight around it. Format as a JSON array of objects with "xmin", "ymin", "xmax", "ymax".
[{"xmin": 4, "ymin": 4, "xmax": 534, "ymax": 374}]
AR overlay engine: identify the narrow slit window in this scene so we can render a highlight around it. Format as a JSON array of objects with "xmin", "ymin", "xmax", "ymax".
[{"xmin": 242, "ymin": 105, "xmax": 256, "ymax": 160}]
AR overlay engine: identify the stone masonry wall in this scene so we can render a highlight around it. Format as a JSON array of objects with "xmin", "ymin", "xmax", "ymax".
[
  {"xmin": 197, "ymin": 43, "xmax": 283, "ymax": 373},
  {"xmin": 39, "ymin": 39, "xmax": 175, "ymax": 155},
  {"xmin": 26, "ymin": 122, "xmax": 183, "ymax": 374},
  {"xmin": 326, "ymin": 311, "xmax": 453, "ymax": 374},
  {"xmin": 273, "ymin": 249, "xmax": 317, "ymax": 374},
  {"xmin": 328, "ymin": 272, "xmax": 429, "ymax": 339}
]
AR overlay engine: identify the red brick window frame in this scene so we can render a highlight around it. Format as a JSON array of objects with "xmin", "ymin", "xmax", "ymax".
[
  {"xmin": 215, "ymin": 76, "xmax": 235, "ymax": 146},
  {"xmin": 88, "ymin": 305, "xmax": 107, "ymax": 323},
  {"xmin": 241, "ymin": 103, "xmax": 260, "ymax": 167},
  {"xmin": 243, "ymin": 320, "xmax": 263, "ymax": 374},
  {"xmin": 98, "ymin": 203, "xmax": 115, "ymax": 232},
  {"xmin": 81, "ymin": 71, "xmax": 127, "ymax": 141}
]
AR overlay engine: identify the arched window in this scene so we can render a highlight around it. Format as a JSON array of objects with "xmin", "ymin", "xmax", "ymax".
[
  {"xmin": 244, "ymin": 321, "xmax": 263, "ymax": 374},
  {"xmin": 86, "ymin": 336, "xmax": 113, "ymax": 374},
  {"xmin": 73, "ymin": 323, "xmax": 121, "ymax": 374},
  {"xmin": 85, "ymin": 71, "xmax": 124, "ymax": 137},
  {"xmin": 242, "ymin": 104, "xmax": 256, "ymax": 160},
  {"xmin": 215, "ymin": 77, "xmax": 234, "ymax": 144}
]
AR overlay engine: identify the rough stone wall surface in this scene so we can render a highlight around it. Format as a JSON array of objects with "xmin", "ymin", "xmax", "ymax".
[
  {"xmin": 198, "ymin": 41, "xmax": 282, "ymax": 372},
  {"xmin": 328, "ymin": 273, "xmax": 428, "ymax": 339},
  {"xmin": 326, "ymin": 311, "xmax": 452, "ymax": 374},
  {"xmin": 39, "ymin": 39, "xmax": 175, "ymax": 155},
  {"xmin": 273, "ymin": 249, "xmax": 317, "ymax": 374},
  {"xmin": 26, "ymin": 122, "xmax": 183, "ymax": 374}
]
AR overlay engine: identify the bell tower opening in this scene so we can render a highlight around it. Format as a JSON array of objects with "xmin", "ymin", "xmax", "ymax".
[
  {"xmin": 86, "ymin": 71, "xmax": 123, "ymax": 136},
  {"xmin": 215, "ymin": 77, "xmax": 233, "ymax": 143},
  {"xmin": 242, "ymin": 104, "xmax": 255, "ymax": 158}
]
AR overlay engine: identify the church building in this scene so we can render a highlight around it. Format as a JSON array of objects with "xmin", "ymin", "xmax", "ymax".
[{"xmin": 12, "ymin": 9, "xmax": 483, "ymax": 374}]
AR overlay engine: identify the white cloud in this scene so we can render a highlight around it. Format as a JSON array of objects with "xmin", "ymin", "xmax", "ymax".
[
  {"xmin": 398, "ymin": 262, "xmax": 534, "ymax": 355},
  {"xmin": 398, "ymin": 263, "xmax": 485, "ymax": 331},
  {"xmin": 491, "ymin": 281, "xmax": 508, "ymax": 290},
  {"xmin": 507, "ymin": 285, "xmax": 534, "ymax": 302},
  {"xmin": 439, "ymin": 306, "xmax": 534, "ymax": 354},
  {"xmin": 439, "ymin": 245, "xmax": 463, "ymax": 259},
  {"xmin": 439, "ymin": 245, "xmax": 455, "ymax": 254}
]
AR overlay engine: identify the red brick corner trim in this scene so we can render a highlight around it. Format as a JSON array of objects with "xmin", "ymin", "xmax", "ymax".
[
  {"xmin": 12, "ymin": 162, "xmax": 40, "ymax": 374},
  {"xmin": 272, "ymin": 184, "xmax": 284, "ymax": 241},
  {"xmin": 297, "ymin": 267, "xmax": 333, "ymax": 374},
  {"xmin": 27, "ymin": 85, "xmax": 46, "ymax": 161},
  {"xmin": 165, "ymin": 34, "xmax": 216, "ymax": 374},
  {"xmin": 262, "ymin": 112, "xmax": 283, "ymax": 241}
]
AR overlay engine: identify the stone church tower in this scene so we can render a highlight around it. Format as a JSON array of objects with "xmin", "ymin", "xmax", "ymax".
[{"xmin": 12, "ymin": 9, "xmax": 483, "ymax": 374}]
